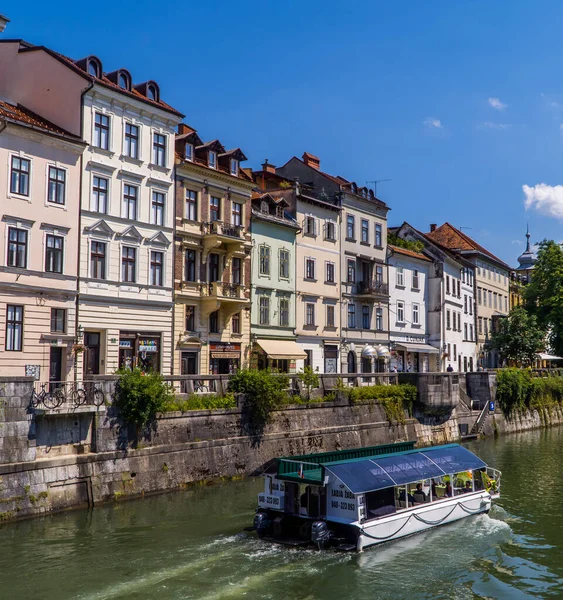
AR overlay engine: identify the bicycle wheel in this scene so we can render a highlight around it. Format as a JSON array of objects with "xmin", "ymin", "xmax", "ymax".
[
  {"xmin": 72, "ymin": 388, "xmax": 87, "ymax": 406},
  {"xmin": 93, "ymin": 389, "xmax": 105, "ymax": 406},
  {"xmin": 42, "ymin": 391, "xmax": 59, "ymax": 409},
  {"xmin": 52, "ymin": 388, "xmax": 66, "ymax": 408}
]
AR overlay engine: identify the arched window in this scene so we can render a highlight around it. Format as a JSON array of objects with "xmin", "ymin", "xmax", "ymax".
[
  {"xmin": 347, "ymin": 351, "xmax": 357, "ymax": 373},
  {"xmin": 87, "ymin": 58, "xmax": 101, "ymax": 78},
  {"xmin": 118, "ymin": 72, "xmax": 130, "ymax": 90},
  {"xmin": 147, "ymin": 83, "xmax": 159, "ymax": 101}
]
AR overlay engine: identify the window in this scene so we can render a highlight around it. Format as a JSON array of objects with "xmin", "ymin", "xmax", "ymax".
[
  {"xmin": 5, "ymin": 305, "xmax": 23, "ymax": 351},
  {"xmin": 304, "ymin": 216, "xmax": 316, "ymax": 236},
  {"xmin": 478, "ymin": 317, "xmax": 483, "ymax": 335},
  {"xmin": 185, "ymin": 143, "xmax": 193, "ymax": 161},
  {"xmin": 232, "ymin": 312, "xmax": 241, "ymax": 334},
  {"xmin": 279, "ymin": 250, "xmax": 290, "ymax": 279},
  {"xmin": 209, "ymin": 310, "xmax": 219, "ymax": 333},
  {"xmin": 152, "ymin": 133, "xmax": 166, "ymax": 166},
  {"xmin": 48, "ymin": 167, "xmax": 66, "ymax": 205},
  {"xmin": 259, "ymin": 245, "xmax": 270, "ymax": 275},
  {"xmin": 478, "ymin": 287, "xmax": 482, "ymax": 305},
  {"xmin": 87, "ymin": 59, "xmax": 100, "ymax": 78},
  {"xmin": 124, "ymin": 123, "xmax": 139, "ymax": 158},
  {"xmin": 118, "ymin": 73, "xmax": 129, "ymax": 90},
  {"xmin": 279, "ymin": 297, "xmax": 290, "ymax": 327},
  {"xmin": 208, "ymin": 151, "xmax": 217, "ymax": 169},
  {"xmin": 45, "ymin": 234, "xmax": 64, "ymax": 273},
  {"xmin": 469, "ymin": 298, "xmax": 473, "ymax": 315},
  {"xmin": 375, "ymin": 223, "xmax": 382, "ymax": 247},
  {"xmin": 50, "ymin": 308, "xmax": 66, "ymax": 333},
  {"xmin": 185, "ymin": 249, "xmax": 196, "ymax": 281},
  {"xmin": 361, "ymin": 219, "xmax": 369, "ymax": 243},
  {"xmin": 326, "ymin": 261, "xmax": 335, "ymax": 283},
  {"xmin": 150, "ymin": 251, "xmax": 163, "ymax": 286},
  {"xmin": 348, "ymin": 304, "xmax": 356, "ymax": 328},
  {"xmin": 470, "ymin": 324, "xmax": 474, "ymax": 341},
  {"xmin": 409, "ymin": 269, "xmax": 419, "ymax": 291},
  {"xmin": 446, "ymin": 275, "xmax": 450, "ymax": 295},
  {"xmin": 483, "ymin": 289, "xmax": 487, "ymax": 307},
  {"xmin": 464, "ymin": 295, "xmax": 468, "ymax": 313},
  {"xmin": 325, "ymin": 221, "xmax": 336, "ymax": 241},
  {"xmin": 376, "ymin": 307, "xmax": 383, "ymax": 331},
  {"xmin": 306, "ymin": 303, "xmax": 316, "ymax": 326},
  {"xmin": 232, "ymin": 257, "xmax": 241, "ymax": 285},
  {"xmin": 94, "ymin": 112, "xmax": 110, "ymax": 150},
  {"xmin": 209, "ymin": 253, "xmax": 220, "ymax": 282},
  {"xmin": 447, "ymin": 343, "xmax": 451, "ymax": 358},
  {"xmin": 7, "ymin": 228, "xmax": 28, "ymax": 268},
  {"xmin": 362, "ymin": 305, "xmax": 370, "ymax": 329},
  {"xmin": 457, "ymin": 280, "xmax": 461, "ymax": 297},
  {"xmin": 10, "ymin": 156, "xmax": 30, "ymax": 196},
  {"xmin": 464, "ymin": 323, "xmax": 468, "ymax": 340},
  {"xmin": 151, "ymin": 191, "xmax": 165, "ymax": 226},
  {"xmin": 147, "ymin": 83, "xmax": 158, "ymax": 101},
  {"xmin": 375, "ymin": 265, "xmax": 383, "ymax": 284},
  {"xmin": 397, "ymin": 301, "xmax": 405, "ymax": 323},
  {"xmin": 305, "ymin": 258, "xmax": 315, "ymax": 280},
  {"xmin": 326, "ymin": 305, "xmax": 335, "ymax": 327},
  {"xmin": 210, "ymin": 196, "xmax": 221, "ymax": 222},
  {"xmin": 396, "ymin": 266, "xmax": 404, "ymax": 287},
  {"xmin": 493, "ymin": 293, "xmax": 498, "ymax": 309},
  {"xmin": 347, "ymin": 259, "xmax": 356, "ymax": 283},
  {"xmin": 92, "ymin": 176, "xmax": 108, "ymax": 213},
  {"xmin": 123, "ymin": 184, "xmax": 138, "ymax": 220},
  {"xmin": 346, "ymin": 215, "xmax": 355, "ymax": 240},
  {"xmin": 259, "ymin": 296, "xmax": 270, "ymax": 325},
  {"xmin": 185, "ymin": 306, "xmax": 195, "ymax": 331},
  {"xmin": 488, "ymin": 290, "xmax": 492, "ymax": 306},
  {"xmin": 230, "ymin": 158, "xmax": 239, "ymax": 176},
  {"xmin": 91, "ymin": 241, "xmax": 106, "ymax": 279},
  {"xmin": 453, "ymin": 344, "xmax": 457, "ymax": 361},
  {"xmin": 504, "ymin": 296, "xmax": 508, "ymax": 312},
  {"xmin": 185, "ymin": 190, "xmax": 197, "ymax": 220},
  {"xmin": 121, "ymin": 247, "xmax": 136, "ymax": 283},
  {"xmin": 458, "ymin": 313, "xmax": 461, "ymax": 331},
  {"xmin": 413, "ymin": 303, "xmax": 419, "ymax": 325},
  {"xmin": 447, "ymin": 309, "xmax": 451, "ymax": 330},
  {"xmin": 232, "ymin": 202, "xmax": 242, "ymax": 226}
]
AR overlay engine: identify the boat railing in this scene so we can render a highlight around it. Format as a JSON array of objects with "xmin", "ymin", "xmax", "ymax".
[{"xmin": 277, "ymin": 458, "xmax": 325, "ymax": 484}]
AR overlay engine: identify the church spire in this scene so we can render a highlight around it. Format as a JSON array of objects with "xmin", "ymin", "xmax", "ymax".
[{"xmin": 525, "ymin": 223, "xmax": 531, "ymax": 252}]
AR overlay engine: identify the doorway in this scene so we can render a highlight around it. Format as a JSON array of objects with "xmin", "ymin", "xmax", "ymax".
[
  {"xmin": 49, "ymin": 347, "xmax": 63, "ymax": 390},
  {"xmin": 347, "ymin": 350, "xmax": 357, "ymax": 373},
  {"xmin": 181, "ymin": 351, "xmax": 199, "ymax": 393},
  {"xmin": 84, "ymin": 332, "xmax": 101, "ymax": 375}
]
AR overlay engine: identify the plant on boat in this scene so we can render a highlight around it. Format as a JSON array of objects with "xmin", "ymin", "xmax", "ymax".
[
  {"xmin": 348, "ymin": 384, "xmax": 417, "ymax": 424},
  {"xmin": 114, "ymin": 368, "xmax": 174, "ymax": 428}
]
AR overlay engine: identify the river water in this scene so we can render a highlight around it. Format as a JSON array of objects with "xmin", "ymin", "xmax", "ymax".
[{"xmin": 1, "ymin": 428, "xmax": 562, "ymax": 600}]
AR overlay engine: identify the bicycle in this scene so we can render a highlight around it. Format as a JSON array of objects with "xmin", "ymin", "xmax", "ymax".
[{"xmin": 31, "ymin": 383, "xmax": 64, "ymax": 410}]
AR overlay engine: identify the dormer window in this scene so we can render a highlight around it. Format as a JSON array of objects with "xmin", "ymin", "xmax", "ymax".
[
  {"xmin": 276, "ymin": 206, "xmax": 284, "ymax": 218},
  {"xmin": 87, "ymin": 58, "xmax": 101, "ymax": 78},
  {"xmin": 261, "ymin": 201, "xmax": 269, "ymax": 214},
  {"xmin": 185, "ymin": 143, "xmax": 193, "ymax": 161},
  {"xmin": 362, "ymin": 189, "xmax": 367, "ymax": 198},
  {"xmin": 230, "ymin": 159, "xmax": 239, "ymax": 176},
  {"xmin": 118, "ymin": 72, "xmax": 131, "ymax": 91},
  {"xmin": 208, "ymin": 151, "xmax": 217, "ymax": 169},
  {"xmin": 147, "ymin": 83, "xmax": 159, "ymax": 101}
]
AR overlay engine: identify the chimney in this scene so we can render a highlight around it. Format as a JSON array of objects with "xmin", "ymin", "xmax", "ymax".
[
  {"xmin": 302, "ymin": 152, "xmax": 320, "ymax": 171},
  {"xmin": 430, "ymin": 224, "xmax": 437, "ymax": 232},
  {"xmin": 0, "ymin": 14, "xmax": 10, "ymax": 33},
  {"xmin": 177, "ymin": 123, "xmax": 194, "ymax": 135},
  {"xmin": 262, "ymin": 159, "xmax": 276, "ymax": 174}
]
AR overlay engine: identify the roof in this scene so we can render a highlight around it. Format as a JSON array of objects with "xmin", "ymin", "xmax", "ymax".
[
  {"xmin": 0, "ymin": 101, "xmax": 83, "ymax": 142},
  {"xmin": 426, "ymin": 223, "xmax": 510, "ymax": 270},
  {"xmin": 389, "ymin": 244, "xmax": 431, "ymax": 262},
  {"xmin": 4, "ymin": 40, "xmax": 183, "ymax": 117}
]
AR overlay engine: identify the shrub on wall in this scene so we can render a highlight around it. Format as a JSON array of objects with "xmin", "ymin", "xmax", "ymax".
[
  {"xmin": 162, "ymin": 393, "xmax": 237, "ymax": 412},
  {"xmin": 348, "ymin": 384, "xmax": 417, "ymax": 424}
]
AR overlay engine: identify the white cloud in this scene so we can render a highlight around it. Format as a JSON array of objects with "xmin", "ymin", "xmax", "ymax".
[
  {"xmin": 479, "ymin": 122, "xmax": 512, "ymax": 130},
  {"xmin": 488, "ymin": 97, "xmax": 507, "ymax": 110},
  {"xmin": 423, "ymin": 117, "xmax": 442, "ymax": 129},
  {"xmin": 523, "ymin": 183, "xmax": 563, "ymax": 219},
  {"xmin": 511, "ymin": 239, "xmax": 524, "ymax": 246}
]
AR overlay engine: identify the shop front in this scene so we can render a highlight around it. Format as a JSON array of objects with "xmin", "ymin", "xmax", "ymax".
[
  {"xmin": 209, "ymin": 342, "xmax": 241, "ymax": 375},
  {"xmin": 390, "ymin": 335, "xmax": 439, "ymax": 373},
  {"xmin": 252, "ymin": 339, "xmax": 307, "ymax": 373},
  {"xmin": 119, "ymin": 333, "xmax": 161, "ymax": 373}
]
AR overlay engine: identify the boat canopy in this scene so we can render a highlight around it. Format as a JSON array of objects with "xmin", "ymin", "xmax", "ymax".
[
  {"xmin": 325, "ymin": 445, "xmax": 486, "ymax": 494},
  {"xmin": 276, "ymin": 443, "xmax": 486, "ymax": 493}
]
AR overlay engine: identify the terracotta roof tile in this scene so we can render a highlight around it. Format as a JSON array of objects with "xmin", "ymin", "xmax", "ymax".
[
  {"xmin": 389, "ymin": 244, "xmax": 431, "ymax": 262},
  {"xmin": 0, "ymin": 101, "xmax": 82, "ymax": 140}
]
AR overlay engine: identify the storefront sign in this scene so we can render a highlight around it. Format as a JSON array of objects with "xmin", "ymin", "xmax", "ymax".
[
  {"xmin": 391, "ymin": 335, "xmax": 427, "ymax": 344},
  {"xmin": 209, "ymin": 342, "xmax": 241, "ymax": 353},
  {"xmin": 119, "ymin": 340, "xmax": 133, "ymax": 349},
  {"xmin": 139, "ymin": 339, "xmax": 158, "ymax": 353}
]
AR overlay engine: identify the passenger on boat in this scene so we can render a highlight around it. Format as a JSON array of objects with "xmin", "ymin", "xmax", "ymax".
[
  {"xmin": 444, "ymin": 482, "xmax": 453, "ymax": 497},
  {"xmin": 461, "ymin": 481, "xmax": 472, "ymax": 493},
  {"xmin": 413, "ymin": 483, "xmax": 428, "ymax": 503},
  {"xmin": 431, "ymin": 479, "xmax": 437, "ymax": 498},
  {"xmin": 398, "ymin": 489, "xmax": 414, "ymax": 504}
]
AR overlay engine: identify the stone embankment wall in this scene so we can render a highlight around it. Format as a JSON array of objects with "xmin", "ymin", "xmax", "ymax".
[{"xmin": 0, "ymin": 374, "xmax": 561, "ymax": 522}]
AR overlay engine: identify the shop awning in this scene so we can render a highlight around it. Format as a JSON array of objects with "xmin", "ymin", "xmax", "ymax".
[
  {"xmin": 257, "ymin": 339, "xmax": 307, "ymax": 360},
  {"xmin": 538, "ymin": 353, "xmax": 563, "ymax": 361},
  {"xmin": 395, "ymin": 342, "xmax": 440, "ymax": 354}
]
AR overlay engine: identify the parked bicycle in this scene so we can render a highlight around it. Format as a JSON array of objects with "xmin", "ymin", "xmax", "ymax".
[{"xmin": 30, "ymin": 383, "xmax": 64, "ymax": 410}]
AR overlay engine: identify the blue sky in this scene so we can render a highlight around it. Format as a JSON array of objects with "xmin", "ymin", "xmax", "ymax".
[{"xmin": 5, "ymin": 0, "xmax": 563, "ymax": 265}]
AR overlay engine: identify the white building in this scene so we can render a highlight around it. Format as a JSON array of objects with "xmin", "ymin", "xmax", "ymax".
[{"xmin": 387, "ymin": 245, "xmax": 437, "ymax": 372}]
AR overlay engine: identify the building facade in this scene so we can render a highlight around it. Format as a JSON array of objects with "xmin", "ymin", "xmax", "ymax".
[
  {"xmin": 387, "ymin": 245, "xmax": 436, "ymax": 372},
  {"xmin": 173, "ymin": 125, "xmax": 254, "ymax": 376},
  {"xmin": 0, "ymin": 101, "xmax": 84, "ymax": 381}
]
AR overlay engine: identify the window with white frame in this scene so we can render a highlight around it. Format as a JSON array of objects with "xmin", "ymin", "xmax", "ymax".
[
  {"xmin": 150, "ymin": 251, "xmax": 163, "ymax": 286},
  {"xmin": 7, "ymin": 227, "xmax": 27, "ymax": 268},
  {"xmin": 347, "ymin": 259, "xmax": 356, "ymax": 283},
  {"xmin": 361, "ymin": 219, "xmax": 369, "ymax": 243},
  {"xmin": 279, "ymin": 249, "xmax": 290, "ymax": 279},
  {"xmin": 208, "ymin": 151, "xmax": 217, "ymax": 169},
  {"xmin": 185, "ymin": 190, "xmax": 197, "ymax": 220},
  {"xmin": 396, "ymin": 266, "xmax": 404, "ymax": 287},
  {"xmin": 446, "ymin": 310, "xmax": 451, "ymax": 330},
  {"xmin": 325, "ymin": 220, "xmax": 336, "ymax": 241},
  {"xmin": 306, "ymin": 303, "xmax": 316, "ymax": 326},
  {"xmin": 5, "ymin": 305, "xmax": 23, "ymax": 352},
  {"xmin": 210, "ymin": 196, "xmax": 220, "ymax": 222},
  {"xmin": 151, "ymin": 191, "xmax": 165, "ymax": 226},
  {"xmin": 45, "ymin": 234, "xmax": 64, "ymax": 274},
  {"xmin": 326, "ymin": 304, "xmax": 335, "ymax": 327},
  {"xmin": 376, "ymin": 307, "xmax": 383, "ymax": 331},
  {"xmin": 231, "ymin": 202, "xmax": 242, "ymax": 226},
  {"xmin": 397, "ymin": 301, "xmax": 405, "ymax": 323},
  {"xmin": 121, "ymin": 246, "xmax": 136, "ymax": 283},
  {"xmin": 464, "ymin": 323, "xmax": 468, "ymax": 340},
  {"xmin": 123, "ymin": 184, "xmax": 138, "ymax": 220},
  {"xmin": 185, "ymin": 143, "xmax": 193, "ymax": 161},
  {"xmin": 279, "ymin": 297, "xmax": 290, "ymax": 327},
  {"xmin": 362, "ymin": 305, "xmax": 370, "ymax": 329},
  {"xmin": 326, "ymin": 261, "xmax": 335, "ymax": 283},
  {"xmin": 91, "ymin": 241, "xmax": 106, "ymax": 279},
  {"xmin": 10, "ymin": 156, "xmax": 30, "ymax": 196},
  {"xmin": 92, "ymin": 176, "xmax": 108, "ymax": 213},
  {"xmin": 304, "ymin": 215, "xmax": 316, "ymax": 235},
  {"xmin": 469, "ymin": 324, "xmax": 474, "ymax": 341},
  {"xmin": 412, "ymin": 269, "xmax": 419, "ymax": 290},
  {"xmin": 48, "ymin": 167, "xmax": 66, "ymax": 205},
  {"xmin": 305, "ymin": 258, "xmax": 315, "ymax": 280},
  {"xmin": 94, "ymin": 112, "xmax": 110, "ymax": 150},
  {"xmin": 259, "ymin": 245, "xmax": 270, "ymax": 275},
  {"xmin": 230, "ymin": 158, "xmax": 239, "ymax": 176},
  {"xmin": 348, "ymin": 304, "xmax": 356, "ymax": 328},
  {"xmin": 124, "ymin": 123, "xmax": 139, "ymax": 158},
  {"xmin": 259, "ymin": 296, "xmax": 270, "ymax": 325},
  {"xmin": 412, "ymin": 303, "xmax": 419, "ymax": 325},
  {"xmin": 346, "ymin": 214, "xmax": 355, "ymax": 240},
  {"xmin": 375, "ymin": 223, "xmax": 382, "ymax": 247},
  {"xmin": 152, "ymin": 133, "xmax": 166, "ymax": 166}
]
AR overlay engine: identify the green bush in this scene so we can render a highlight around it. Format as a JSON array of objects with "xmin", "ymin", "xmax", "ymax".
[
  {"xmin": 114, "ymin": 368, "xmax": 174, "ymax": 428},
  {"xmin": 229, "ymin": 369, "xmax": 289, "ymax": 426},
  {"xmin": 297, "ymin": 366, "xmax": 320, "ymax": 400},
  {"xmin": 162, "ymin": 392, "xmax": 237, "ymax": 412},
  {"xmin": 348, "ymin": 384, "xmax": 417, "ymax": 423}
]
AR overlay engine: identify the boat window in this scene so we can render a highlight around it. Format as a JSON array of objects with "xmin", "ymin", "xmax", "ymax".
[{"xmin": 365, "ymin": 488, "xmax": 396, "ymax": 520}]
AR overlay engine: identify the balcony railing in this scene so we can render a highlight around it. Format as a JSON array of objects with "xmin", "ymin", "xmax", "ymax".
[
  {"xmin": 201, "ymin": 281, "xmax": 246, "ymax": 300},
  {"xmin": 204, "ymin": 221, "xmax": 244, "ymax": 239},
  {"xmin": 357, "ymin": 280, "xmax": 389, "ymax": 296}
]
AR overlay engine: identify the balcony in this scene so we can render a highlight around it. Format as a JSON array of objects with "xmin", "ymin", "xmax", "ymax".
[
  {"xmin": 200, "ymin": 281, "xmax": 249, "ymax": 316},
  {"xmin": 202, "ymin": 221, "xmax": 248, "ymax": 263},
  {"xmin": 357, "ymin": 280, "xmax": 389, "ymax": 298}
]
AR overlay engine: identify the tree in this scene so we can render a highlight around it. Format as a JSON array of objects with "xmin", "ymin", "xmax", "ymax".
[
  {"xmin": 486, "ymin": 306, "xmax": 545, "ymax": 365},
  {"xmin": 297, "ymin": 366, "xmax": 320, "ymax": 401},
  {"xmin": 524, "ymin": 239, "xmax": 563, "ymax": 356}
]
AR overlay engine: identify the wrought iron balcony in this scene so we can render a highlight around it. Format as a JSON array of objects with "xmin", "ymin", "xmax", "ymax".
[
  {"xmin": 204, "ymin": 221, "xmax": 245, "ymax": 239},
  {"xmin": 357, "ymin": 280, "xmax": 389, "ymax": 297},
  {"xmin": 200, "ymin": 282, "xmax": 248, "ymax": 302}
]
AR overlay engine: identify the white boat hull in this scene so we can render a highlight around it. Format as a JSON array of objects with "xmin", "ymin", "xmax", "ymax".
[{"xmin": 357, "ymin": 492, "xmax": 492, "ymax": 551}]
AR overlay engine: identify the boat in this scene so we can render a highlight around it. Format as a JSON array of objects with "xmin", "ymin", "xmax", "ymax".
[{"xmin": 250, "ymin": 441, "xmax": 501, "ymax": 552}]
